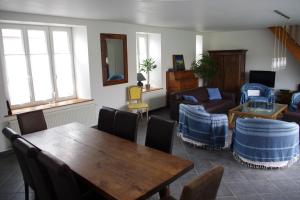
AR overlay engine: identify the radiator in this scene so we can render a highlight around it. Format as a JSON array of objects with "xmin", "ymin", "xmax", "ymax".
[{"xmin": 8, "ymin": 100, "xmax": 97, "ymax": 133}]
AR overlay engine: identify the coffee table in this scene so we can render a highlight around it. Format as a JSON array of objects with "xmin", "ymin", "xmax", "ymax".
[{"xmin": 228, "ymin": 102, "xmax": 288, "ymax": 128}]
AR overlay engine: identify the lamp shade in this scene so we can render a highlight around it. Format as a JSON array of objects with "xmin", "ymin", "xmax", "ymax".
[{"xmin": 137, "ymin": 73, "xmax": 146, "ymax": 81}]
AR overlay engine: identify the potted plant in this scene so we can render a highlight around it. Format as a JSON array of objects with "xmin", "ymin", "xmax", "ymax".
[
  {"xmin": 191, "ymin": 53, "xmax": 217, "ymax": 86},
  {"xmin": 140, "ymin": 58, "xmax": 157, "ymax": 90}
]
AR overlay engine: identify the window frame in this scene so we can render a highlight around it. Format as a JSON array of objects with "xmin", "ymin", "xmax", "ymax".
[
  {"xmin": 0, "ymin": 23, "xmax": 77, "ymax": 109},
  {"xmin": 136, "ymin": 33, "xmax": 149, "ymax": 72}
]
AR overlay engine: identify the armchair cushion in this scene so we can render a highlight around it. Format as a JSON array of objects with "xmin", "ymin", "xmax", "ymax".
[{"xmin": 247, "ymin": 89, "xmax": 260, "ymax": 96}]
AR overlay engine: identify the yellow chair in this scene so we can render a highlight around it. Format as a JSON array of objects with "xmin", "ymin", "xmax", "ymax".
[{"xmin": 127, "ymin": 86, "xmax": 149, "ymax": 119}]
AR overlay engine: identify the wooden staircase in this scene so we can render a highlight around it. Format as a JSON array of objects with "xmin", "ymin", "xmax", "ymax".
[{"xmin": 269, "ymin": 26, "xmax": 300, "ymax": 63}]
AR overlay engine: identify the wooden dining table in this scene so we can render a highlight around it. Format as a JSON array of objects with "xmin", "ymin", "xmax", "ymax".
[{"xmin": 23, "ymin": 122, "xmax": 194, "ymax": 200}]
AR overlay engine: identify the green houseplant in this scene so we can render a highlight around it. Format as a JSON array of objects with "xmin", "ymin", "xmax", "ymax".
[
  {"xmin": 140, "ymin": 58, "xmax": 157, "ymax": 90},
  {"xmin": 191, "ymin": 53, "xmax": 217, "ymax": 86}
]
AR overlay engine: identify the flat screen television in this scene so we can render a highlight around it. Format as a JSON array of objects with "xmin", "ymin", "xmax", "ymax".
[{"xmin": 249, "ymin": 70, "xmax": 276, "ymax": 88}]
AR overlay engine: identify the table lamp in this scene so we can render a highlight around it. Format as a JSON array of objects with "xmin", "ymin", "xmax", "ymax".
[{"xmin": 137, "ymin": 73, "xmax": 146, "ymax": 86}]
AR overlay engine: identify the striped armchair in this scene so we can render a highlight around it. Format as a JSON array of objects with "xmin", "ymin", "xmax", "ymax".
[
  {"xmin": 289, "ymin": 92, "xmax": 300, "ymax": 111},
  {"xmin": 232, "ymin": 118, "xmax": 299, "ymax": 168},
  {"xmin": 240, "ymin": 83, "xmax": 275, "ymax": 104},
  {"xmin": 178, "ymin": 104, "xmax": 228, "ymax": 148}
]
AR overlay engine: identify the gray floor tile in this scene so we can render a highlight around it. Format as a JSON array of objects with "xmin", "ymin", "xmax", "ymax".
[
  {"xmin": 217, "ymin": 197, "xmax": 238, "ymax": 200},
  {"xmin": 250, "ymin": 180, "xmax": 280, "ymax": 194},
  {"xmin": 1, "ymin": 108, "xmax": 300, "ymax": 200},
  {"xmin": 272, "ymin": 179, "xmax": 300, "ymax": 193},
  {"xmin": 260, "ymin": 193, "xmax": 287, "ymax": 200},
  {"xmin": 237, "ymin": 194, "xmax": 263, "ymax": 200},
  {"xmin": 226, "ymin": 181, "xmax": 257, "ymax": 197}
]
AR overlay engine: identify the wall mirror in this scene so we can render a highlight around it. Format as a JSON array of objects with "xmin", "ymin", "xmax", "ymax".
[{"xmin": 100, "ymin": 33, "xmax": 128, "ymax": 86}]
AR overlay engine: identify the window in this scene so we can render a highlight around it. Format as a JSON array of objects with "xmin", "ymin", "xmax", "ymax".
[
  {"xmin": 136, "ymin": 33, "xmax": 149, "ymax": 72},
  {"xmin": 0, "ymin": 24, "xmax": 76, "ymax": 108},
  {"xmin": 136, "ymin": 32, "xmax": 161, "ymax": 87},
  {"xmin": 196, "ymin": 35, "xmax": 203, "ymax": 59}
]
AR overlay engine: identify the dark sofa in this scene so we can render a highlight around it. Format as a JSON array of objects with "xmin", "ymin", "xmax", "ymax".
[
  {"xmin": 282, "ymin": 111, "xmax": 300, "ymax": 125},
  {"xmin": 169, "ymin": 87, "xmax": 236, "ymax": 120}
]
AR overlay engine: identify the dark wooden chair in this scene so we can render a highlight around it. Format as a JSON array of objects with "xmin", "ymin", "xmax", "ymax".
[
  {"xmin": 12, "ymin": 138, "xmax": 56, "ymax": 200},
  {"xmin": 161, "ymin": 165, "xmax": 224, "ymax": 200},
  {"xmin": 96, "ymin": 107, "xmax": 117, "ymax": 134},
  {"xmin": 17, "ymin": 110, "xmax": 47, "ymax": 135},
  {"xmin": 145, "ymin": 115, "xmax": 176, "ymax": 154},
  {"xmin": 113, "ymin": 110, "xmax": 139, "ymax": 142},
  {"xmin": 2, "ymin": 127, "xmax": 20, "ymax": 141},
  {"xmin": 37, "ymin": 150, "xmax": 104, "ymax": 200},
  {"xmin": 2, "ymin": 128, "xmax": 32, "ymax": 200}
]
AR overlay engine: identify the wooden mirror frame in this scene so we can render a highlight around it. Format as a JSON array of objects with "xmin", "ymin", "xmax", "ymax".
[{"xmin": 100, "ymin": 33, "xmax": 128, "ymax": 86}]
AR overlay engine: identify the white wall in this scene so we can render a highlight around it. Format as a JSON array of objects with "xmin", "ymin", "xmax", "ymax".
[
  {"xmin": 202, "ymin": 29, "xmax": 300, "ymax": 90},
  {"xmin": 0, "ymin": 11, "xmax": 196, "ymax": 152}
]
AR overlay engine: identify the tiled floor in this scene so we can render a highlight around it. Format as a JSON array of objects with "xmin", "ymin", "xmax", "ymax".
[{"xmin": 1, "ymin": 108, "xmax": 300, "ymax": 200}]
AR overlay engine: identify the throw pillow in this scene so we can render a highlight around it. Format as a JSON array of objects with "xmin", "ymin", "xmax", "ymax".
[
  {"xmin": 182, "ymin": 95, "xmax": 198, "ymax": 103},
  {"xmin": 247, "ymin": 89, "xmax": 260, "ymax": 97},
  {"xmin": 207, "ymin": 88, "xmax": 222, "ymax": 100}
]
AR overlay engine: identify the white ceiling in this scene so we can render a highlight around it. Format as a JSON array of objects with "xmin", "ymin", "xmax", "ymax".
[{"xmin": 0, "ymin": 0, "xmax": 299, "ymax": 31}]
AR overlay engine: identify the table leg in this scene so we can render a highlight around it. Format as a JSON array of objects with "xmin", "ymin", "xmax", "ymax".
[
  {"xmin": 228, "ymin": 113, "xmax": 235, "ymax": 129},
  {"xmin": 159, "ymin": 186, "xmax": 170, "ymax": 198}
]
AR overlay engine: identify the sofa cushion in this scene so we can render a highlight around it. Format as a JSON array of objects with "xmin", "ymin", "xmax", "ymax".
[
  {"xmin": 182, "ymin": 95, "xmax": 198, "ymax": 103},
  {"xmin": 203, "ymin": 100, "xmax": 235, "ymax": 113},
  {"xmin": 207, "ymin": 88, "xmax": 222, "ymax": 100},
  {"xmin": 181, "ymin": 87, "xmax": 208, "ymax": 102}
]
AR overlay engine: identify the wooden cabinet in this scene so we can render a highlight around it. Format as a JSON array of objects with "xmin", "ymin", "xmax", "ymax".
[
  {"xmin": 166, "ymin": 70, "xmax": 198, "ymax": 94},
  {"xmin": 208, "ymin": 50, "xmax": 247, "ymax": 98}
]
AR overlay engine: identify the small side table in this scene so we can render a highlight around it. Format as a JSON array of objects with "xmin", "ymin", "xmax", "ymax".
[{"xmin": 276, "ymin": 90, "xmax": 294, "ymax": 104}]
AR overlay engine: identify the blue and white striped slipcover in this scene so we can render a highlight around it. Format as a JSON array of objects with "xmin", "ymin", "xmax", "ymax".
[
  {"xmin": 289, "ymin": 92, "xmax": 300, "ymax": 111},
  {"xmin": 240, "ymin": 83, "xmax": 275, "ymax": 104},
  {"xmin": 232, "ymin": 118, "xmax": 299, "ymax": 168},
  {"xmin": 178, "ymin": 104, "xmax": 228, "ymax": 148}
]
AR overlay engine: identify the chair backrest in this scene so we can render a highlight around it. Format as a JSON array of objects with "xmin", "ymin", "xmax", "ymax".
[
  {"xmin": 2, "ymin": 127, "xmax": 20, "ymax": 142},
  {"xmin": 128, "ymin": 86, "xmax": 142, "ymax": 101},
  {"xmin": 97, "ymin": 106, "xmax": 117, "ymax": 134},
  {"xmin": 114, "ymin": 110, "xmax": 139, "ymax": 142},
  {"xmin": 179, "ymin": 104, "xmax": 228, "ymax": 148},
  {"xmin": 145, "ymin": 115, "xmax": 176, "ymax": 154},
  {"xmin": 180, "ymin": 165, "xmax": 224, "ymax": 200},
  {"xmin": 233, "ymin": 118, "xmax": 299, "ymax": 163},
  {"xmin": 12, "ymin": 138, "xmax": 56, "ymax": 200},
  {"xmin": 17, "ymin": 110, "xmax": 47, "ymax": 135},
  {"xmin": 241, "ymin": 83, "xmax": 268, "ymax": 96},
  {"xmin": 289, "ymin": 92, "xmax": 300, "ymax": 111},
  {"xmin": 37, "ymin": 151, "xmax": 81, "ymax": 200},
  {"xmin": 3, "ymin": 129, "xmax": 33, "ymax": 190}
]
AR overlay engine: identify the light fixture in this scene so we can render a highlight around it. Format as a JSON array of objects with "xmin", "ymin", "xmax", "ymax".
[
  {"xmin": 271, "ymin": 10, "xmax": 290, "ymax": 71},
  {"xmin": 137, "ymin": 73, "xmax": 146, "ymax": 86}
]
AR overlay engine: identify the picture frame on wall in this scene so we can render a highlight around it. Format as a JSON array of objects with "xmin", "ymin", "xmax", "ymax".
[{"xmin": 173, "ymin": 54, "xmax": 185, "ymax": 71}]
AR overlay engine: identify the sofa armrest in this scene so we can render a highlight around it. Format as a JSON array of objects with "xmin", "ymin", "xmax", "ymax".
[
  {"xmin": 282, "ymin": 111, "xmax": 300, "ymax": 125},
  {"xmin": 222, "ymin": 92, "xmax": 236, "ymax": 102}
]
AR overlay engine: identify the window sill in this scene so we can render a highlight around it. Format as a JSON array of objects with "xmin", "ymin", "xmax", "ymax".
[
  {"xmin": 6, "ymin": 99, "xmax": 94, "ymax": 117},
  {"xmin": 142, "ymin": 87, "xmax": 163, "ymax": 93}
]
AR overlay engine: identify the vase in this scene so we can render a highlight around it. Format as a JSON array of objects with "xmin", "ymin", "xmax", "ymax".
[{"xmin": 145, "ymin": 84, "xmax": 150, "ymax": 90}]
